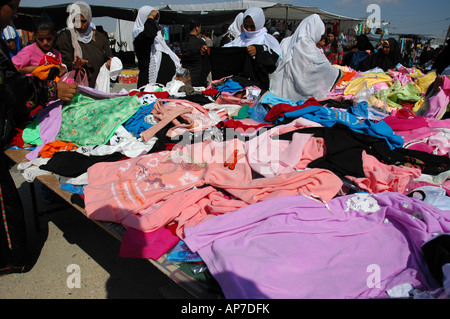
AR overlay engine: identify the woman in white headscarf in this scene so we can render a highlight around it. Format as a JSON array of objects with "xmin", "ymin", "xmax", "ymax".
[
  {"xmin": 133, "ymin": 6, "xmax": 181, "ymax": 89},
  {"xmin": 215, "ymin": 12, "xmax": 244, "ymax": 47},
  {"xmin": 56, "ymin": 1, "xmax": 114, "ymax": 87},
  {"xmin": 225, "ymin": 7, "xmax": 281, "ymax": 56},
  {"xmin": 223, "ymin": 7, "xmax": 281, "ymax": 90},
  {"xmin": 269, "ymin": 14, "xmax": 341, "ymax": 102}
]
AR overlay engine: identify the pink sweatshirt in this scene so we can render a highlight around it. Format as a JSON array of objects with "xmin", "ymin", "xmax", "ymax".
[{"xmin": 84, "ymin": 138, "xmax": 343, "ymax": 238}]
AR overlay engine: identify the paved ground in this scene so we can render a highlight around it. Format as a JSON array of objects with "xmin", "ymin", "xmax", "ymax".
[{"xmin": 0, "ymin": 81, "xmax": 195, "ymax": 299}]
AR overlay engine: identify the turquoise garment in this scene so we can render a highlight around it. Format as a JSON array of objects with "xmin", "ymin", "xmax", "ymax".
[{"xmin": 57, "ymin": 93, "xmax": 142, "ymax": 146}]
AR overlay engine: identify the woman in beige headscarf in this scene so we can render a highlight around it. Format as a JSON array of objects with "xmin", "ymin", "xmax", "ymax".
[{"xmin": 56, "ymin": 1, "xmax": 114, "ymax": 87}]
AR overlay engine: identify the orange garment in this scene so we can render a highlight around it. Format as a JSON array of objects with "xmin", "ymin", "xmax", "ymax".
[
  {"xmin": 336, "ymin": 70, "xmax": 357, "ymax": 87},
  {"xmin": 38, "ymin": 140, "xmax": 78, "ymax": 158},
  {"xmin": 31, "ymin": 64, "xmax": 61, "ymax": 81}
]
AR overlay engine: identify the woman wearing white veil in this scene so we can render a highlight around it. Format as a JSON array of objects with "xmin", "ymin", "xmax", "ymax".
[
  {"xmin": 223, "ymin": 7, "xmax": 281, "ymax": 90},
  {"xmin": 56, "ymin": 1, "xmax": 114, "ymax": 87},
  {"xmin": 269, "ymin": 14, "xmax": 341, "ymax": 102},
  {"xmin": 133, "ymin": 6, "xmax": 181, "ymax": 89},
  {"xmin": 214, "ymin": 12, "xmax": 244, "ymax": 47}
]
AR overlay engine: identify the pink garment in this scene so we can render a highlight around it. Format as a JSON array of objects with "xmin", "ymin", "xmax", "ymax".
[
  {"xmin": 245, "ymin": 117, "xmax": 322, "ymax": 178},
  {"xmin": 84, "ymin": 138, "xmax": 343, "ymax": 237},
  {"xmin": 157, "ymin": 99, "xmax": 216, "ymax": 137},
  {"xmin": 397, "ymin": 126, "xmax": 450, "ymax": 156},
  {"xmin": 346, "ymin": 151, "xmax": 422, "ymax": 194},
  {"xmin": 426, "ymin": 118, "xmax": 450, "ymax": 129},
  {"xmin": 424, "ymin": 76, "xmax": 450, "ymax": 119},
  {"xmin": 383, "ymin": 115, "xmax": 428, "ymax": 131},
  {"xmin": 387, "ymin": 70, "xmax": 414, "ymax": 86},
  {"xmin": 12, "ymin": 43, "xmax": 62, "ymax": 70},
  {"xmin": 119, "ymin": 226, "xmax": 179, "ymax": 260}
]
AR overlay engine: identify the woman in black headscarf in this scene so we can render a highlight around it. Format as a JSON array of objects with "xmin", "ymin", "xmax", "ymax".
[
  {"xmin": 358, "ymin": 37, "xmax": 404, "ymax": 72},
  {"xmin": 342, "ymin": 34, "xmax": 375, "ymax": 70}
]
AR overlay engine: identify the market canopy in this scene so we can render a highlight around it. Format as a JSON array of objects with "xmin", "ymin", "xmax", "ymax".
[{"xmin": 15, "ymin": 1, "xmax": 362, "ymax": 31}]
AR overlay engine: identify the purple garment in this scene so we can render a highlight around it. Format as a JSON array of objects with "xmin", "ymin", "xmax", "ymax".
[
  {"xmin": 184, "ymin": 192, "xmax": 450, "ymax": 299},
  {"xmin": 26, "ymin": 100, "xmax": 63, "ymax": 161},
  {"xmin": 78, "ymin": 85, "xmax": 129, "ymax": 99}
]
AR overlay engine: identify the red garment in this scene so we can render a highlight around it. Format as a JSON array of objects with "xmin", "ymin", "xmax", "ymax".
[
  {"xmin": 39, "ymin": 52, "xmax": 62, "ymax": 66},
  {"xmin": 216, "ymin": 119, "xmax": 273, "ymax": 131},
  {"xmin": 202, "ymin": 88, "xmax": 219, "ymax": 96},
  {"xmin": 264, "ymin": 97, "xmax": 321, "ymax": 122},
  {"xmin": 8, "ymin": 127, "xmax": 25, "ymax": 148},
  {"xmin": 128, "ymin": 91, "xmax": 170, "ymax": 99}
]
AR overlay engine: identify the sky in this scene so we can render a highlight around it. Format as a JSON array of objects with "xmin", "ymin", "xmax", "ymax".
[{"xmin": 19, "ymin": 0, "xmax": 450, "ymax": 39}]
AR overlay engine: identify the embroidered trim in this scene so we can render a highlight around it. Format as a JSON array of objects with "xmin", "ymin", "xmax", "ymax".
[
  {"xmin": 0, "ymin": 186, "xmax": 12, "ymax": 249},
  {"xmin": 47, "ymin": 80, "xmax": 58, "ymax": 101}
]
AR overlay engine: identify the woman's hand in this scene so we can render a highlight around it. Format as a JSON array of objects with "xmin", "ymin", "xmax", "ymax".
[
  {"xmin": 72, "ymin": 55, "xmax": 88, "ymax": 69},
  {"xmin": 57, "ymin": 64, "xmax": 68, "ymax": 77},
  {"xmin": 105, "ymin": 57, "xmax": 113, "ymax": 70},
  {"xmin": 57, "ymin": 80, "xmax": 78, "ymax": 102},
  {"xmin": 200, "ymin": 44, "xmax": 209, "ymax": 55},
  {"xmin": 147, "ymin": 10, "xmax": 159, "ymax": 21},
  {"xmin": 247, "ymin": 45, "xmax": 257, "ymax": 57}
]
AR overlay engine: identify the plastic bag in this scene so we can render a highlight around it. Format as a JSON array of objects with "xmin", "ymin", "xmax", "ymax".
[{"xmin": 60, "ymin": 68, "xmax": 89, "ymax": 86}]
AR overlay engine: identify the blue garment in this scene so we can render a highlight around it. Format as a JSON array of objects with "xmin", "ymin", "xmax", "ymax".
[
  {"xmin": 1, "ymin": 25, "xmax": 22, "ymax": 58},
  {"xmin": 350, "ymin": 50, "xmax": 370, "ymax": 70},
  {"xmin": 123, "ymin": 102, "xmax": 155, "ymax": 136},
  {"xmin": 216, "ymin": 79, "xmax": 243, "ymax": 93},
  {"xmin": 60, "ymin": 184, "xmax": 85, "ymax": 195},
  {"xmin": 260, "ymin": 91, "xmax": 303, "ymax": 106},
  {"xmin": 282, "ymin": 105, "xmax": 404, "ymax": 149}
]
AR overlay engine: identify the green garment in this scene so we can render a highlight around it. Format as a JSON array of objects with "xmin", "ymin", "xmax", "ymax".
[
  {"xmin": 232, "ymin": 104, "xmax": 251, "ymax": 119},
  {"xmin": 22, "ymin": 116, "xmax": 42, "ymax": 145},
  {"xmin": 376, "ymin": 80, "xmax": 422, "ymax": 109},
  {"xmin": 56, "ymin": 93, "xmax": 142, "ymax": 146}
]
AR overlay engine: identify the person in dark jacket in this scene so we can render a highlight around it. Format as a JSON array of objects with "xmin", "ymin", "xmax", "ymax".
[
  {"xmin": 180, "ymin": 19, "xmax": 211, "ymax": 87},
  {"xmin": 0, "ymin": 0, "xmax": 77, "ymax": 275},
  {"xmin": 358, "ymin": 37, "xmax": 404, "ymax": 72},
  {"xmin": 133, "ymin": 6, "xmax": 181, "ymax": 89},
  {"xmin": 342, "ymin": 34, "xmax": 375, "ymax": 70}
]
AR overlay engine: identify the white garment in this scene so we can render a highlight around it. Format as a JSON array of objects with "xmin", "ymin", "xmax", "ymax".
[
  {"xmin": 224, "ymin": 7, "xmax": 281, "ymax": 56},
  {"xmin": 133, "ymin": 6, "xmax": 181, "ymax": 85},
  {"xmin": 95, "ymin": 57, "xmax": 123, "ymax": 93},
  {"xmin": 228, "ymin": 12, "xmax": 244, "ymax": 37},
  {"xmin": 66, "ymin": 1, "xmax": 93, "ymax": 58},
  {"xmin": 269, "ymin": 14, "xmax": 339, "ymax": 102},
  {"xmin": 17, "ymin": 158, "xmax": 51, "ymax": 183}
]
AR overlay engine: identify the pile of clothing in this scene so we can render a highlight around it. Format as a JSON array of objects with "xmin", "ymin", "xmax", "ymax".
[{"xmin": 12, "ymin": 65, "xmax": 450, "ymax": 299}]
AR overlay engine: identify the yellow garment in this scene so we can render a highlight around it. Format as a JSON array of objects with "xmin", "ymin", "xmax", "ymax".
[
  {"xmin": 412, "ymin": 97, "xmax": 425, "ymax": 114},
  {"xmin": 415, "ymin": 71, "xmax": 436, "ymax": 94},
  {"xmin": 344, "ymin": 72, "xmax": 393, "ymax": 96}
]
